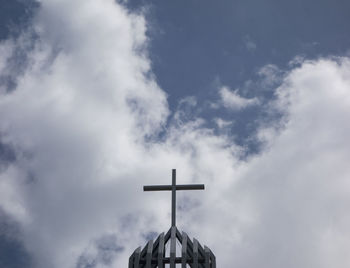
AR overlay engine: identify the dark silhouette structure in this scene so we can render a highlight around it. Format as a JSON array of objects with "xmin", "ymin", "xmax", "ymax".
[{"xmin": 129, "ymin": 169, "xmax": 216, "ymax": 268}]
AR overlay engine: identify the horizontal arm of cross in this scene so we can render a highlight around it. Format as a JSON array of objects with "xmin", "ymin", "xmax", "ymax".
[{"xmin": 143, "ymin": 184, "xmax": 205, "ymax": 191}]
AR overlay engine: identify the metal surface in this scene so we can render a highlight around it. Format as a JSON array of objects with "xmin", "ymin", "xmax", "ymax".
[
  {"xmin": 129, "ymin": 169, "xmax": 216, "ymax": 267},
  {"xmin": 143, "ymin": 169, "xmax": 204, "ymax": 227},
  {"xmin": 204, "ymin": 246, "xmax": 210, "ymax": 268},
  {"xmin": 170, "ymin": 226, "xmax": 176, "ymax": 268},
  {"xmin": 172, "ymin": 169, "xmax": 176, "ymax": 227},
  {"xmin": 146, "ymin": 240, "xmax": 153, "ymax": 268},
  {"xmin": 143, "ymin": 184, "xmax": 205, "ymax": 191},
  {"xmin": 158, "ymin": 233, "xmax": 164, "ymax": 268},
  {"xmin": 129, "ymin": 226, "xmax": 216, "ymax": 267},
  {"xmin": 193, "ymin": 238, "xmax": 199, "ymax": 268},
  {"xmin": 182, "ymin": 232, "xmax": 188, "ymax": 268}
]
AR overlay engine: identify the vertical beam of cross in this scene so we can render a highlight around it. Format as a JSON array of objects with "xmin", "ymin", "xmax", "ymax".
[
  {"xmin": 171, "ymin": 169, "xmax": 176, "ymax": 227},
  {"xmin": 144, "ymin": 169, "xmax": 205, "ymax": 227}
]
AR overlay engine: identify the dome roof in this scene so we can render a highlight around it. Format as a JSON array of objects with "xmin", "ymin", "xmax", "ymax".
[{"xmin": 129, "ymin": 226, "xmax": 216, "ymax": 268}]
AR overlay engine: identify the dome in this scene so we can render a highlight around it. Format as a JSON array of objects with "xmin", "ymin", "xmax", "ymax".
[{"xmin": 129, "ymin": 226, "xmax": 216, "ymax": 268}]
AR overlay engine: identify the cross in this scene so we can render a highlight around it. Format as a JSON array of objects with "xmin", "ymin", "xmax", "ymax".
[{"xmin": 144, "ymin": 169, "xmax": 205, "ymax": 227}]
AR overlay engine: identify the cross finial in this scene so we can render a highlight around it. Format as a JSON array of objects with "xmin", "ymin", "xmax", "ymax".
[{"xmin": 144, "ymin": 169, "xmax": 205, "ymax": 227}]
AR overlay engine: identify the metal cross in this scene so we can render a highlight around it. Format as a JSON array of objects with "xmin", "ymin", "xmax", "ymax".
[{"xmin": 144, "ymin": 169, "xmax": 205, "ymax": 227}]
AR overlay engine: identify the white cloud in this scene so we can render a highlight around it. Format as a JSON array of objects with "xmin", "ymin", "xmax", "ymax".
[
  {"xmin": 219, "ymin": 86, "xmax": 260, "ymax": 110},
  {"xmin": 0, "ymin": 0, "xmax": 169, "ymax": 267},
  {"xmin": 0, "ymin": 1, "xmax": 350, "ymax": 268},
  {"xmin": 173, "ymin": 96, "xmax": 198, "ymax": 124},
  {"xmin": 258, "ymin": 63, "xmax": 283, "ymax": 88},
  {"xmin": 214, "ymin": 117, "xmax": 232, "ymax": 129},
  {"xmin": 243, "ymin": 35, "xmax": 257, "ymax": 52},
  {"xmin": 235, "ymin": 57, "xmax": 350, "ymax": 268},
  {"xmin": 0, "ymin": 40, "xmax": 13, "ymax": 73}
]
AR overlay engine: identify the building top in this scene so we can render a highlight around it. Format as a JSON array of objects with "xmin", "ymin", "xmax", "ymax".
[{"xmin": 129, "ymin": 169, "xmax": 216, "ymax": 268}]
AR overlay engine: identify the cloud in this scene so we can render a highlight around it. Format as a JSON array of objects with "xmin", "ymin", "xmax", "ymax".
[
  {"xmin": 219, "ymin": 86, "xmax": 260, "ymax": 110},
  {"xmin": 258, "ymin": 64, "xmax": 284, "ymax": 88},
  {"xmin": 173, "ymin": 96, "xmax": 198, "ymax": 125},
  {"xmin": 233, "ymin": 57, "xmax": 350, "ymax": 268},
  {"xmin": 243, "ymin": 35, "xmax": 257, "ymax": 52},
  {"xmin": 214, "ymin": 118, "xmax": 232, "ymax": 129},
  {"xmin": 0, "ymin": 0, "xmax": 170, "ymax": 267},
  {"xmin": 0, "ymin": 1, "xmax": 350, "ymax": 268}
]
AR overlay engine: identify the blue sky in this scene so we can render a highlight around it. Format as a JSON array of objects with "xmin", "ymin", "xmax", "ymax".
[
  {"xmin": 126, "ymin": 0, "xmax": 350, "ymax": 103},
  {"xmin": 0, "ymin": 0, "xmax": 350, "ymax": 267},
  {"xmin": 126, "ymin": 0, "xmax": 350, "ymax": 150}
]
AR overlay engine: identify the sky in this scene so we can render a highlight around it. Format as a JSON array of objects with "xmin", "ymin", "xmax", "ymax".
[{"xmin": 0, "ymin": 0, "xmax": 350, "ymax": 267}]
